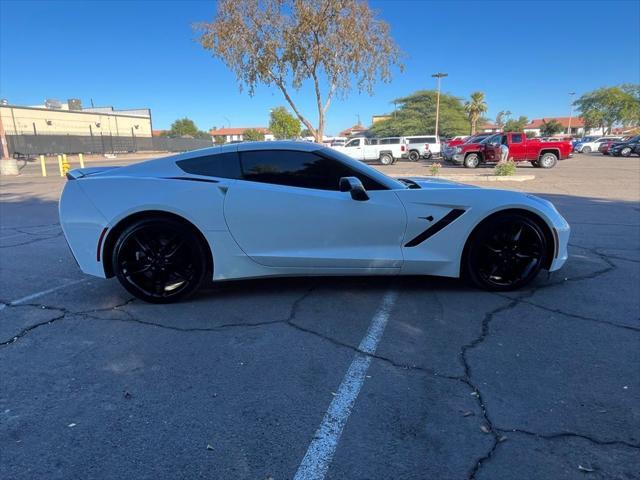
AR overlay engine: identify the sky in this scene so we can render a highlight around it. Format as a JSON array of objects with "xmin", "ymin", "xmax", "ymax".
[{"xmin": 1, "ymin": 0, "xmax": 639, "ymax": 135}]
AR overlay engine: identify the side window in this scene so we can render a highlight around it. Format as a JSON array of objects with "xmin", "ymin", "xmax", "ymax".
[
  {"xmin": 425, "ymin": 136, "xmax": 436, "ymax": 144},
  {"xmin": 388, "ymin": 138, "xmax": 400, "ymax": 144},
  {"xmin": 176, "ymin": 152, "xmax": 242, "ymax": 178},
  {"xmin": 511, "ymin": 134, "xmax": 523, "ymax": 143},
  {"xmin": 346, "ymin": 139, "xmax": 360, "ymax": 147},
  {"xmin": 240, "ymin": 150, "xmax": 385, "ymax": 191}
]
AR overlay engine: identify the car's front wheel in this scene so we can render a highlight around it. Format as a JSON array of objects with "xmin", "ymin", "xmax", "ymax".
[
  {"xmin": 112, "ymin": 218, "xmax": 208, "ymax": 303},
  {"xmin": 621, "ymin": 146, "xmax": 632, "ymax": 157},
  {"xmin": 463, "ymin": 153, "xmax": 480, "ymax": 168},
  {"xmin": 465, "ymin": 213, "xmax": 548, "ymax": 291},
  {"xmin": 582, "ymin": 146, "xmax": 592, "ymax": 154}
]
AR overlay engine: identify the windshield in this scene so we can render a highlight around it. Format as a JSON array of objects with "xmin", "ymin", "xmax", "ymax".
[{"xmin": 479, "ymin": 134, "xmax": 500, "ymax": 144}]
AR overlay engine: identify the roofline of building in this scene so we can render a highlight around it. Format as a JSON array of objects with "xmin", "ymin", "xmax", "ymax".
[{"xmin": 0, "ymin": 104, "xmax": 151, "ymax": 120}]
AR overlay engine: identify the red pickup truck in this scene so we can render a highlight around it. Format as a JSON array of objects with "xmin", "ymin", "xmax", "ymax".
[{"xmin": 450, "ymin": 132, "xmax": 572, "ymax": 168}]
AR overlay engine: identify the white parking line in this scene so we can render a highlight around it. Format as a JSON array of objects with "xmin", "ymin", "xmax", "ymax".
[
  {"xmin": 0, "ymin": 279, "xmax": 86, "ymax": 310},
  {"xmin": 293, "ymin": 290, "xmax": 398, "ymax": 480}
]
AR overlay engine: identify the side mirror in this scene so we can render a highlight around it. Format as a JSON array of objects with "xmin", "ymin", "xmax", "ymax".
[{"xmin": 339, "ymin": 176, "xmax": 369, "ymax": 201}]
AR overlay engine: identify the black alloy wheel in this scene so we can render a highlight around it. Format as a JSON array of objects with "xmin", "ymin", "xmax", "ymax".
[
  {"xmin": 408, "ymin": 150, "xmax": 421, "ymax": 162},
  {"xmin": 112, "ymin": 218, "xmax": 208, "ymax": 303},
  {"xmin": 465, "ymin": 214, "xmax": 548, "ymax": 291}
]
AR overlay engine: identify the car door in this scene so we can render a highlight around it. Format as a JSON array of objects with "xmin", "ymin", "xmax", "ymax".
[
  {"xmin": 508, "ymin": 133, "xmax": 526, "ymax": 160},
  {"xmin": 223, "ymin": 147, "xmax": 406, "ymax": 268},
  {"xmin": 342, "ymin": 138, "xmax": 364, "ymax": 160},
  {"xmin": 484, "ymin": 134, "xmax": 502, "ymax": 162}
]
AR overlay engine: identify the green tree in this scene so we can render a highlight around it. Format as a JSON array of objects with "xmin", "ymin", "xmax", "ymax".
[
  {"xmin": 539, "ymin": 119, "xmax": 564, "ymax": 137},
  {"xmin": 575, "ymin": 85, "xmax": 640, "ymax": 134},
  {"xmin": 369, "ymin": 90, "xmax": 468, "ymax": 138},
  {"xmin": 495, "ymin": 110, "xmax": 511, "ymax": 129},
  {"xmin": 301, "ymin": 128, "xmax": 313, "ymax": 137},
  {"xmin": 269, "ymin": 107, "xmax": 301, "ymax": 139},
  {"xmin": 503, "ymin": 116, "xmax": 529, "ymax": 132},
  {"xmin": 168, "ymin": 118, "xmax": 200, "ymax": 137},
  {"xmin": 214, "ymin": 136, "xmax": 226, "ymax": 145},
  {"xmin": 166, "ymin": 118, "xmax": 212, "ymax": 140},
  {"xmin": 196, "ymin": 0, "xmax": 402, "ymax": 143},
  {"xmin": 243, "ymin": 128, "xmax": 265, "ymax": 141},
  {"xmin": 464, "ymin": 91, "xmax": 488, "ymax": 134}
]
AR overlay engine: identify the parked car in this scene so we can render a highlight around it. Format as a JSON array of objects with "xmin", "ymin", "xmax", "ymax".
[
  {"xmin": 610, "ymin": 135, "xmax": 640, "ymax": 157},
  {"xmin": 60, "ymin": 141, "xmax": 570, "ymax": 302},
  {"xmin": 403, "ymin": 135, "xmax": 440, "ymax": 161},
  {"xmin": 572, "ymin": 136, "xmax": 596, "ymax": 150},
  {"xmin": 451, "ymin": 132, "xmax": 572, "ymax": 168},
  {"xmin": 333, "ymin": 136, "xmax": 406, "ymax": 165},
  {"xmin": 574, "ymin": 137, "xmax": 621, "ymax": 154},
  {"xmin": 444, "ymin": 136, "xmax": 469, "ymax": 148},
  {"xmin": 442, "ymin": 133, "xmax": 493, "ymax": 162},
  {"xmin": 598, "ymin": 139, "xmax": 620, "ymax": 155}
]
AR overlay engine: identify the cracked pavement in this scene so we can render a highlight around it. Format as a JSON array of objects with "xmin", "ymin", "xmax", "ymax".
[{"xmin": 1, "ymin": 153, "xmax": 639, "ymax": 479}]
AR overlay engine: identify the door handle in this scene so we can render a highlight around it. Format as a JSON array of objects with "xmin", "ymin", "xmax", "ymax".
[{"xmin": 218, "ymin": 185, "xmax": 228, "ymax": 195}]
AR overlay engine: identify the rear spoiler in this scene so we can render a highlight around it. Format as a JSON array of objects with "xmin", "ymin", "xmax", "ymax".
[{"xmin": 66, "ymin": 166, "xmax": 120, "ymax": 180}]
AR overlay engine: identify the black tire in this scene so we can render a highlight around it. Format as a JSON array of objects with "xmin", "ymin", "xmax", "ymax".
[
  {"xmin": 539, "ymin": 152, "xmax": 558, "ymax": 168},
  {"xmin": 463, "ymin": 153, "xmax": 480, "ymax": 168},
  {"xmin": 621, "ymin": 147, "xmax": 632, "ymax": 157},
  {"xmin": 464, "ymin": 213, "xmax": 548, "ymax": 291},
  {"xmin": 408, "ymin": 150, "xmax": 421, "ymax": 162},
  {"xmin": 582, "ymin": 146, "xmax": 592, "ymax": 154},
  {"xmin": 112, "ymin": 218, "xmax": 208, "ymax": 303},
  {"xmin": 379, "ymin": 153, "xmax": 393, "ymax": 165}
]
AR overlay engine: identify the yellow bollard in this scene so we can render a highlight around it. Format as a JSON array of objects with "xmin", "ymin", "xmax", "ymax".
[
  {"xmin": 78, "ymin": 153, "xmax": 85, "ymax": 168},
  {"xmin": 62, "ymin": 154, "xmax": 70, "ymax": 176},
  {"xmin": 57, "ymin": 155, "xmax": 64, "ymax": 176},
  {"xmin": 40, "ymin": 155, "xmax": 47, "ymax": 177}
]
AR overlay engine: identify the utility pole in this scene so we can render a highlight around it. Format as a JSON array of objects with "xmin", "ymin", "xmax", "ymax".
[
  {"xmin": 432, "ymin": 72, "xmax": 448, "ymax": 138},
  {"xmin": 567, "ymin": 92, "xmax": 576, "ymax": 136}
]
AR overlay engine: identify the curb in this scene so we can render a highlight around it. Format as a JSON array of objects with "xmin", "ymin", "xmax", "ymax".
[
  {"xmin": 391, "ymin": 174, "xmax": 535, "ymax": 182},
  {"xmin": 440, "ymin": 174, "xmax": 535, "ymax": 182}
]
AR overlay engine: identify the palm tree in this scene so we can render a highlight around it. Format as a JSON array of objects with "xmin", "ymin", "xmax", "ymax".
[{"xmin": 464, "ymin": 92, "xmax": 488, "ymax": 135}]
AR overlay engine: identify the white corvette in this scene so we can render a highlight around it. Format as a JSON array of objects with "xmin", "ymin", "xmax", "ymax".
[{"xmin": 59, "ymin": 141, "xmax": 570, "ymax": 303}]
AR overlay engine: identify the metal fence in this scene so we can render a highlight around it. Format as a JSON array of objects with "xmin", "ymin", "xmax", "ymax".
[{"xmin": 6, "ymin": 134, "xmax": 214, "ymax": 157}]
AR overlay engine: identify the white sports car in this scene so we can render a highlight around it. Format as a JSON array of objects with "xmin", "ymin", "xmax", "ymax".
[{"xmin": 60, "ymin": 141, "xmax": 570, "ymax": 303}]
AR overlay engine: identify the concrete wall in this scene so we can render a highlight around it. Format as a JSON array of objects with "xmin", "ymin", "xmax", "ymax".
[{"xmin": 0, "ymin": 105, "xmax": 152, "ymax": 137}]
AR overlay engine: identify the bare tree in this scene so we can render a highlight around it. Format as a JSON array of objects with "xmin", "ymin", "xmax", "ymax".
[{"xmin": 196, "ymin": 0, "xmax": 402, "ymax": 142}]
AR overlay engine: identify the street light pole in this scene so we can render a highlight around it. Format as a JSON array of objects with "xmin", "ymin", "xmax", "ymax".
[
  {"xmin": 567, "ymin": 92, "xmax": 576, "ymax": 136},
  {"xmin": 432, "ymin": 72, "xmax": 448, "ymax": 138}
]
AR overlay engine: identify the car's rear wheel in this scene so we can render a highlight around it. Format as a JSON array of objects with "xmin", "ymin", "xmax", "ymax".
[
  {"xmin": 582, "ymin": 146, "xmax": 592, "ymax": 153},
  {"xmin": 465, "ymin": 213, "xmax": 548, "ymax": 291},
  {"xmin": 539, "ymin": 153, "xmax": 558, "ymax": 168},
  {"xmin": 379, "ymin": 153, "xmax": 394, "ymax": 165},
  {"xmin": 112, "ymin": 218, "xmax": 208, "ymax": 303},
  {"xmin": 621, "ymin": 146, "xmax": 632, "ymax": 157},
  {"xmin": 463, "ymin": 153, "xmax": 480, "ymax": 168},
  {"xmin": 408, "ymin": 150, "xmax": 421, "ymax": 162}
]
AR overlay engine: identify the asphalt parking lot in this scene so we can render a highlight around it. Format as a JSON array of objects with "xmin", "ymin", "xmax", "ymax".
[{"xmin": 1, "ymin": 152, "xmax": 639, "ymax": 479}]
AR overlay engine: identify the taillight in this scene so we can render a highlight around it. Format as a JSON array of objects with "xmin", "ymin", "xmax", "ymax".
[{"xmin": 401, "ymin": 145, "xmax": 405, "ymax": 151}]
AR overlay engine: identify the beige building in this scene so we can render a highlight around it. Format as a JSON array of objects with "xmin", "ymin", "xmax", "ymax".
[{"xmin": 0, "ymin": 103, "xmax": 153, "ymax": 137}]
